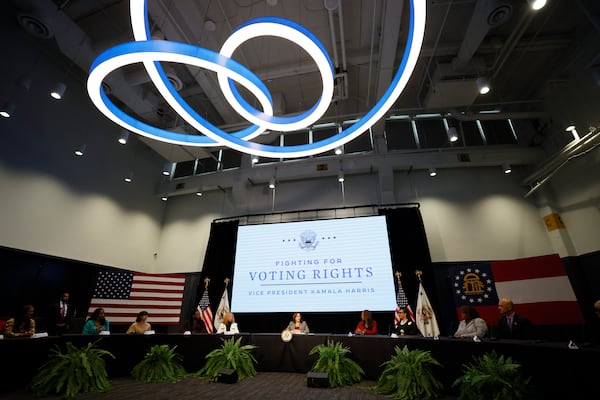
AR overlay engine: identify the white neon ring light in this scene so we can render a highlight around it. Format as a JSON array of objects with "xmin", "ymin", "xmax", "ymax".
[
  {"xmin": 87, "ymin": 0, "xmax": 426, "ymax": 158},
  {"xmin": 218, "ymin": 17, "xmax": 334, "ymax": 132}
]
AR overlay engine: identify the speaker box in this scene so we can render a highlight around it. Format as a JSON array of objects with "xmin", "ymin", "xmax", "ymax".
[
  {"xmin": 306, "ymin": 371, "xmax": 329, "ymax": 388},
  {"xmin": 217, "ymin": 368, "xmax": 238, "ymax": 384}
]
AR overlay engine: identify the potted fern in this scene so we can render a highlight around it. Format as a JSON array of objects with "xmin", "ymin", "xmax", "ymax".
[
  {"xmin": 452, "ymin": 350, "xmax": 536, "ymax": 400},
  {"xmin": 196, "ymin": 337, "xmax": 258, "ymax": 381},
  {"xmin": 308, "ymin": 340, "xmax": 364, "ymax": 388},
  {"xmin": 29, "ymin": 340, "xmax": 114, "ymax": 399},
  {"xmin": 373, "ymin": 345, "xmax": 444, "ymax": 400},
  {"xmin": 131, "ymin": 344, "xmax": 187, "ymax": 383}
]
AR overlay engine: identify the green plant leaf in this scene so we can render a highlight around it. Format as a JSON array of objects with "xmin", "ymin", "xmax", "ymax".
[
  {"xmin": 131, "ymin": 344, "xmax": 187, "ymax": 383},
  {"xmin": 452, "ymin": 350, "xmax": 535, "ymax": 400},
  {"xmin": 29, "ymin": 340, "xmax": 114, "ymax": 399},
  {"xmin": 309, "ymin": 341, "xmax": 364, "ymax": 388},
  {"xmin": 373, "ymin": 345, "xmax": 444, "ymax": 400},
  {"xmin": 195, "ymin": 337, "xmax": 258, "ymax": 382}
]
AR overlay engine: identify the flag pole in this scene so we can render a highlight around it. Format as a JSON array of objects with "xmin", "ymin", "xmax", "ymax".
[
  {"xmin": 215, "ymin": 277, "xmax": 231, "ymax": 330},
  {"xmin": 415, "ymin": 269, "xmax": 441, "ymax": 337},
  {"xmin": 198, "ymin": 276, "xmax": 214, "ymax": 333}
]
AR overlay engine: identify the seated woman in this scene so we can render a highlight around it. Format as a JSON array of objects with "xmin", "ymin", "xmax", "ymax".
[
  {"xmin": 354, "ymin": 309, "xmax": 377, "ymax": 335},
  {"xmin": 454, "ymin": 305, "xmax": 488, "ymax": 338},
  {"xmin": 286, "ymin": 312, "xmax": 310, "ymax": 334},
  {"xmin": 82, "ymin": 307, "xmax": 110, "ymax": 335},
  {"xmin": 216, "ymin": 312, "xmax": 239, "ymax": 334},
  {"xmin": 126, "ymin": 311, "xmax": 152, "ymax": 334},
  {"xmin": 181, "ymin": 309, "xmax": 207, "ymax": 334},
  {"xmin": 392, "ymin": 307, "xmax": 419, "ymax": 335},
  {"xmin": 4, "ymin": 304, "xmax": 36, "ymax": 337}
]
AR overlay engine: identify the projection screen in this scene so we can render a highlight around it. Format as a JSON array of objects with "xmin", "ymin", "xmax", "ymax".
[{"xmin": 230, "ymin": 215, "xmax": 397, "ymax": 312}]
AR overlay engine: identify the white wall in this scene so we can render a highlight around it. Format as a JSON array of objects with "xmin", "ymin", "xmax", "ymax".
[{"xmin": 1, "ymin": 4, "xmax": 598, "ymax": 275}]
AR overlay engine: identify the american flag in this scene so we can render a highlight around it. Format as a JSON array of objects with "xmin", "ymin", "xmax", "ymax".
[
  {"xmin": 88, "ymin": 271, "xmax": 185, "ymax": 324},
  {"xmin": 197, "ymin": 289, "xmax": 214, "ymax": 334},
  {"xmin": 394, "ymin": 279, "xmax": 415, "ymax": 327}
]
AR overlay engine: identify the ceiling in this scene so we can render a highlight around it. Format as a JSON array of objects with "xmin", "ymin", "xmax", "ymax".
[{"xmin": 8, "ymin": 0, "xmax": 600, "ymax": 163}]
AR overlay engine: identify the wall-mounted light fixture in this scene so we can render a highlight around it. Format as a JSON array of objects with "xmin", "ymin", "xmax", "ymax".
[
  {"xmin": 74, "ymin": 144, "xmax": 86, "ymax": 156},
  {"xmin": 502, "ymin": 163, "xmax": 512, "ymax": 174},
  {"xmin": 50, "ymin": 82, "xmax": 67, "ymax": 100},
  {"xmin": 118, "ymin": 130, "xmax": 130, "ymax": 145},
  {"xmin": 334, "ymin": 146, "xmax": 343, "ymax": 155},
  {"xmin": 0, "ymin": 101, "xmax": 16, "ymax": 118},
  {"xmin": 338, "ymin": 170, "xmax": 345, "ymax": 182},
  {"xmin": 162, "ymin": 162, "xmax": 172, "ymax": 176},
  {"xmin": 447, "ymin": 127, "xmax": 458, "ymax": 142},
  {"xmin": 527, "ymin": 0, "xmax": 547, "ymax": 11},
  {"xmin": 476, "ymin": 77, "xmax": 490, "ymax": 95},
  {"xmin": 428, "ymin": 167, "xmax": 437, "ymax": 177},
  {"xmin": 251, "ymin": 154, "xmax": 259, "ymax": 164},
  {"xmin": 269, "ymin": 177, "xmax": 276, "ymax": 189},
  {"xmin": 124, "ymin": 171, "xmax": 134, "ymax": 182},
  {"xmin": 565, "ymin": 124, "xmax": 580, "ymax": 140}
]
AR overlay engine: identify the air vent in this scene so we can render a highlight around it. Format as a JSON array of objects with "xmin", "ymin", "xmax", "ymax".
[
  {"xmin": 166, "ymin": 72, "xmax": 183, "ymax": 91},
  {"xmin": 17, "ymin": 13, "xmax": 54, "ymax": 39},
  {"xmin": 487, "ymin": 4, "xmax": 512, "ymax": 27}
]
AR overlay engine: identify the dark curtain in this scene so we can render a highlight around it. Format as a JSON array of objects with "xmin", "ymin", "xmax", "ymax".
[
  {"xmin": 192, "ymin": 209, "xmax": 437, "ymax": 335},
  {"xmin": 195, "ymin": 220, "xmax": 240, "ymax": 314},
  {"xmin": 378, "ymin": 207, "xmax": 444, "ymax": 332}
]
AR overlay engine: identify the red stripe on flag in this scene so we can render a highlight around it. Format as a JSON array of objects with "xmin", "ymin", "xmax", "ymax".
[
  {"xmin": 129, "ymin": 289, "xmax": 184, "ymax": 294},
  {"xmin": 491, "ymin": 254, "xmax": 567, "ymax": 281},
  {"xmin": 459, "ymin": 254, "xmax": 584, "ymax": 326},
  {"xmin": 134, "ymin": 272, "xmax": 184, "ymax": 279},
  {"xmin": 89, "ymin": 272, "xmax": 185, "ymax": 325}
]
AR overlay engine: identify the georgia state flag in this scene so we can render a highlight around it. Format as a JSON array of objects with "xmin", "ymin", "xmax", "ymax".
[{"xmin": 448, "ymin": 254, "xmax": 583, "ymax": 326}]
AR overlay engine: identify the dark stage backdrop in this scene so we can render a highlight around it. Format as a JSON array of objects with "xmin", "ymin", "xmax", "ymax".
[{"xmin": 193, "ymin": 207, "xmax": 440, "ymax": 335}]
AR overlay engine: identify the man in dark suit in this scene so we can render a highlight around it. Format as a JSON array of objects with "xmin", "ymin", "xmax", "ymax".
[
  {"xmin": 497, "ymin": 298, "xmax": 532, "ymax": 339},
  {"xmin": 47, "ymin": 291, "xmax": 72, "ymax": 335}
]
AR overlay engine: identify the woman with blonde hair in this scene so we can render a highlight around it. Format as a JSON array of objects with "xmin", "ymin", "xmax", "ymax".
[{"xmin": 216, "ymin": 312, "xmax": 239, "ymax": 334}]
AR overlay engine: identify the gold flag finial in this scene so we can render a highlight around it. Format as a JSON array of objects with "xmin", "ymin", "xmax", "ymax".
[
  {"xmin": 224, "ymin": 277, "xmax": 231, "ymax": 286},
  {"xmin": 395, "ymin": 271, "xmax": 402, "ymax": 283},
  {"xmin": 415, "ymin": 270, "xmax": 423, "ymax": 280},
  {"xmin": 204, "ymin": 277, "xmax": 210, "ymax": 290}
]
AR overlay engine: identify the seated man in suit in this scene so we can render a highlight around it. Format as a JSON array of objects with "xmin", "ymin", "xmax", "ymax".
[{"xmin": 497, "ymin": 298, "xmax": 532, "ymax": 339}]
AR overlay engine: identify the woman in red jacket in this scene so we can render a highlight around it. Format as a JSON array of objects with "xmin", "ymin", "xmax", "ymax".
[{"xmin": 354, "ymin": 309, "xmax": 377, "ymax": 335}]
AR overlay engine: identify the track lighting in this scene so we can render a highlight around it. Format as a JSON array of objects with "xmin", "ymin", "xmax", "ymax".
[
  {"xmin": 428, "ymin": 167, "xmax": 437, "ymax": 177},
  {"xmin": 124, "ymin": 171, "xmax": 134, "ymax": 183},
  {"xmin": 502, "ymin": 163, "xmax": 512, "ymax": 174}
]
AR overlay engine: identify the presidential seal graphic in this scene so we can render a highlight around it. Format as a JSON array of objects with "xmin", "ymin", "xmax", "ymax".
[{"xmin": 299, "ymin": 230, "xmax": 318, "ymax": 251}]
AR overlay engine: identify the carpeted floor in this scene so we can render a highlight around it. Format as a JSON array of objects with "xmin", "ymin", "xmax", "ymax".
[{"xmin": 0, "ymin": 372, "xmax": 457, "ymax": 400}]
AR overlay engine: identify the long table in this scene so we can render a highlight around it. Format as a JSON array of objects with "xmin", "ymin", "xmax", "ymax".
[{"xmin": 2, "ymin": 333, "xmax": 598, "ymax": 397}]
